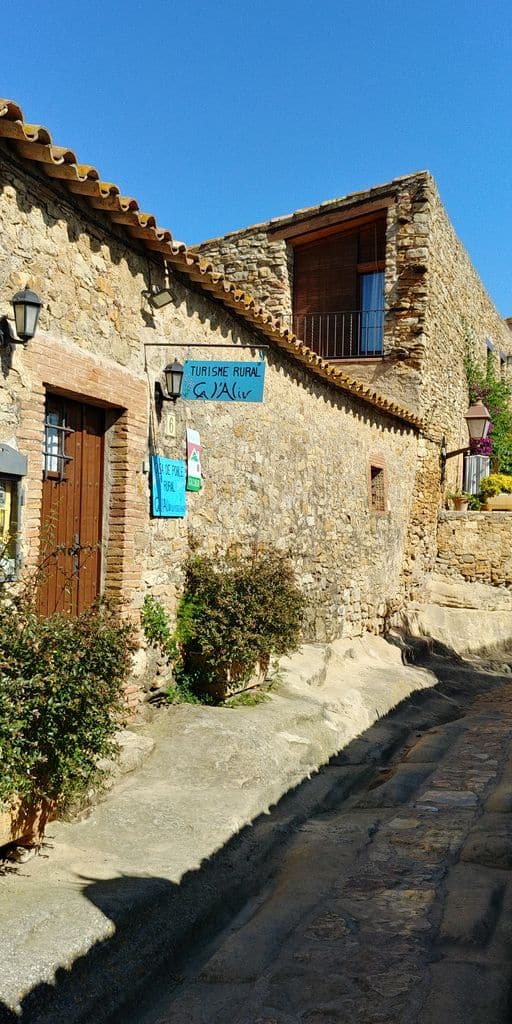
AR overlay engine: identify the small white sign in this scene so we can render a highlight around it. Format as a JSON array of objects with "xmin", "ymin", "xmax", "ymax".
[{"xmin": 186, "ymin": 429, "xmax": 202, "ymax": 492}]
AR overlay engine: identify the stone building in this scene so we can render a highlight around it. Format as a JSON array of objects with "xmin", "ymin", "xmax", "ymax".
[
  {"xmin": 0, "ymin": 98, "xmax": 432, "ymax": 693},
  {"xmin": 0, "ymin": 99, "xmax": 507, "ymax": 696},
  {"xmin": 195, "ymin": 171, "xmax": 512, "ymax": 469},
  {"xmin": 195, "ymin": 174, "xmax": 512, "ymax": 610}
]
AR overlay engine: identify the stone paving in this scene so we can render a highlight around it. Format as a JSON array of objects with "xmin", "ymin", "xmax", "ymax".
[{"xmin": 128, "ymin": 684, "xmax": 512, "ymax": 1024}]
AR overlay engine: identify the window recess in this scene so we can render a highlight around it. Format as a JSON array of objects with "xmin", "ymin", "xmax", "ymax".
[
  {"xmin": 43, "ymin": 406, "xmax": 74, "ymax": 480},
  {"xmin": 368, "ymin": 457, "xmax": 388, "ymax": 513},
  {"xmin": 292, "ymin": 215, "xmax": 387, "ymax": 360}
]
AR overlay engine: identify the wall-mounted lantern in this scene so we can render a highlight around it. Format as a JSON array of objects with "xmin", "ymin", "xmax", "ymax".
[
  {"xmin": 464, "ymin": 400, "xmax": 492, "ymax": 444},
  {"xmin": 143, "ymin": 284, "xmax": 173, "ymax": 309},
  {"xmin": 142, "ymin": 263, "xmax": 173, "ymax": 310},
  {"xmin": 0, "ymin": 287, "xmax": 43, "ymax": 346},
  {"xmin": 154, "ymin": 360, "xmax": 184, "ymax": 409},
  {"xmin": 441, "ymin": 401, "xmax": 492, "ymax": 467}
]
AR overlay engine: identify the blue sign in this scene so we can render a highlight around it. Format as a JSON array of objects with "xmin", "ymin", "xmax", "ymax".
[
  {"xmin": 151, "ymin": 456, "xmax": 186, "ymax": 517},
  {"xmin": 182, "ymin": 360, "xmax": 265, "ymax": 403}
]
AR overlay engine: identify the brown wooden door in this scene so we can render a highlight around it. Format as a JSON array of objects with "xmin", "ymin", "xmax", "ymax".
[{"xmin": 38, "ymin": 394, "xmax": 104, "ymax": 616}]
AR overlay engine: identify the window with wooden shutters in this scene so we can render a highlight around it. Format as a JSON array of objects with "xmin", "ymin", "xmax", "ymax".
[{"xmin": 292, "ymin": 214, "xmax": 386, "ymax": 359}]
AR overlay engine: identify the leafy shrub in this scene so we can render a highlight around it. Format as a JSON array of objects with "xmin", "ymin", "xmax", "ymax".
[
  {"xmin": 179, "ymin": 550, "xmax": 304, "ymax": 700},
  {"xmin": 141, "ymin": 592, "xmax": 199, "ymax": 704},
  {"xmin": 0, "ymin": 593, "xmax": 134, "ymax": 810},
  {"xmin": 479, "ymin": 474, "xmax": 512, "ymax": 500},
  {"xmin": 141, "ymin": 549, "xmax": 305, "ymax": 704},
  {"xmin": 141, "ymin": 593, "xmax": 178, "ymax": 662}
]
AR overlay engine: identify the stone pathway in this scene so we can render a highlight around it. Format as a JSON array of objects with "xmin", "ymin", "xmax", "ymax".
[{"xmin": 126, "ymin": 685, "xmax": 512, "ymax": 1024}]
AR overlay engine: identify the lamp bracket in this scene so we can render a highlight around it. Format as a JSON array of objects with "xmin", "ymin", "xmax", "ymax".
[
  {"xmin": 0, "ymin": 316, "xmax": 22, "ymax": 347},
  {"xmin": 154, "ymin": 380, "xmax": 178, "ymax": 407},
  {"xmin": 0, "ymin": 315, "xmax": 18, "ymax": 348},
  {"xmin": 144, "ymin": 342, "xmax": 269, "ymax": 350},
  {"xmin": 440, "ymin": 437, "xmax": 470, "ymax": 463}
]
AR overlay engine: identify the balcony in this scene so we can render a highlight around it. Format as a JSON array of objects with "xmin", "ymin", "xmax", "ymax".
[{"xmin": 292, "ymin": 310, "xmax": 385, "ymax": 361}]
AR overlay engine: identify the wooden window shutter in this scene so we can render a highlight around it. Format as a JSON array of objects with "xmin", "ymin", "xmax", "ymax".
[{"xmin": 293, "ymin": 231, "xmax": 359, "ymax": 316}]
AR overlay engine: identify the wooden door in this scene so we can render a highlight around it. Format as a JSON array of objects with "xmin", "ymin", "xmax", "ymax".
[{"xmin": 38, "ymin": 394, "xmax": 105, "ymax": 616}]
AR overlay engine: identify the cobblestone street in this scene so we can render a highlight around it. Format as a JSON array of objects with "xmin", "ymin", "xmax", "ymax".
[{"xmin": 126, "ymin": 677, "xmax": 512, "ymax": 1024}]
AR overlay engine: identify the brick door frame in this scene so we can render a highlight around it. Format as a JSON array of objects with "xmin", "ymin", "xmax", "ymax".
[{"xmin": 15, "ymin": 334, "xmax": 148, "ymax": 621}]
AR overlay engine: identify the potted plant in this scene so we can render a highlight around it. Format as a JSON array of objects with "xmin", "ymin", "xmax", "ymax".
[
  {"xmin": 479, "ymin": 473, "xmax": 512, "ymax": 511},
  {"xmin": 448, "ymin": 489, "xmax": 472, "ymax": 512}
]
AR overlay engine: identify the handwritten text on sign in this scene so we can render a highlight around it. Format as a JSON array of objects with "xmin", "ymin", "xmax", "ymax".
[
  {"xmin": 151, "ymin": 456, "xmax": 186, "ymax": 518},
  {"xmin": 181, "ymin": 361, "xmax": 265, "ymax": 403}
]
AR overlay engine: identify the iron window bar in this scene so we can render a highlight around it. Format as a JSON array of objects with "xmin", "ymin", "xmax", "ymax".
[
  {"xmin": 292, "ymin": 310, "xmax": 385, "ymax": 360},
  {"xmin": 43, "ymin": 415, "xmax": 74, "ymax": 481}
]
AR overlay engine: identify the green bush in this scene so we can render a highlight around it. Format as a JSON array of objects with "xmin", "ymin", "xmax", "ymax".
[
  {"xmin": 465, "ymin": 350, "xmax": 512, "ymax": 470},
  {"xmin": 140, "ymin": 593, "xmax": 178, "ymax": 661},
  {"xmin": 141, "ymin": 549, "xmax": 305, "ymax": 704},
  {"xmin": 180, "ymin": 550, "xmax": 304, "ymax": 700},
  {"xmin": 0, "ymin": 593, "xmax": 134, "ymax": 809},
  {"xmin": 479, "ymin": 474, "xmax": 512, "ymax": 500}
]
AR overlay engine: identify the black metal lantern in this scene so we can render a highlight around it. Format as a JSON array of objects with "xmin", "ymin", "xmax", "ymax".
[
  {"xmin": 154, "ymin": 360, "xmax": 184, "ymax": 408},
  {"xmin": 163, "ymin": 361, "xmax": 184, "ymax": 401},
  {"xmin": 11, "ymin": 287, "xmax": 42, "ymax": 343}
]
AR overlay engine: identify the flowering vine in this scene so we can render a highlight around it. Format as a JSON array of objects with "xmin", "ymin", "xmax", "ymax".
[{"xmin": 464, "ymin": 349, "xmax": 512, "ymax": 471}]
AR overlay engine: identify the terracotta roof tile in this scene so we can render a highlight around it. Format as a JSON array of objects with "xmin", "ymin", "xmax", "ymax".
[{"xmin": 0, "ymin": 98, "xmax": 425, "ymax": 431}]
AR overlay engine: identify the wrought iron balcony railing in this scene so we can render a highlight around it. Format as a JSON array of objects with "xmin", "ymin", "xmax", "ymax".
[{"xmin": 292, "ymin": 310, "xmax": 385, "ymax": 360}]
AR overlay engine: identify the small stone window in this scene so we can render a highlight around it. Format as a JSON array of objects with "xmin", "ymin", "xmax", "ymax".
[{"xmin": 368, "ymin": 457, "xmax": 387, "ymax": 512}]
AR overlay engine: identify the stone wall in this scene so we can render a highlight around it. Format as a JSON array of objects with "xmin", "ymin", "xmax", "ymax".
[
  {"xmin": 421, "ymin": 179, "xmax": 512, "ymax": 456},
  {"xmin": 402, "ymin": 440, "xmax": 443, "ymax": 601},
  {"xmin": 436, "ymin": 510, "xmax": 512, "ymax": 586},
  {"xmin": 196, "ymin": 227, "xmax": 294, "ymax": 323},
  {"xmin": 196, "ymin": 174, "xmax": 512, "ymax": 445},
  {"xmin": 148, "ymin": 340, "xmax": 419, "ymax": 642},
  {"xmin": 195, "ymin": 175, "xmax": 512, "ymax": 611},
  {"xmin": 195, "ymin": 176, "xmax": 432, "ymax": 416},
  {"xmin": 0, "ymin": 147, "xmax": 421, "ymax": 663}
]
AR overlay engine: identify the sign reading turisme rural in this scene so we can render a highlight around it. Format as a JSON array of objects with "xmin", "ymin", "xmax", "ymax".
[{"xmin": 181, "ymin": 361, "xmax": 265, "ymax": 403}]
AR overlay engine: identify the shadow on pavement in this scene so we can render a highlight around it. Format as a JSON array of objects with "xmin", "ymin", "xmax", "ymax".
[{"xmin": 1, "ymin": 632, "xmax": 512, "ymax": 1023}]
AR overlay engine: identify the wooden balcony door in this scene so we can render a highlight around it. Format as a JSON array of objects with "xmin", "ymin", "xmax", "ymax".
[{"xmin": 38, "ymin": 394, "xmax": 105, "ymax": 616}]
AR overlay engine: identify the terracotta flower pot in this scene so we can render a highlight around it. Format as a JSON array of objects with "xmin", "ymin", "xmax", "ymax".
[
  {"xmin": 485, "ymin": 494, "xmax": 512, "ymax": 511},
  {"xmin": 453, "ymin": 497, "xmax": 469, "ymax": 512},
  {"xmin": 0, "ymin": 796, "xmax": 56, "ymax": 849},
  {"xmin": 184, "ymin": 651, "xmax": 270, "ymax": 702}
]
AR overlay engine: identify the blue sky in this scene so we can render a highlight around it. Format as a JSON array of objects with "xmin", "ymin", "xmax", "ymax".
[{"xmin": 3, "ymin": 0, "xmax": 512, "ymax": 313}]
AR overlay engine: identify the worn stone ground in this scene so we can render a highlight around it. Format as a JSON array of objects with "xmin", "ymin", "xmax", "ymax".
[
  {"xmin": 0, "ymin": 636, "xmax": 437, "ymax": 1023},
  {"xmin": 118, "ymin": 675, "xmax": 512, "ymax": 1024},
  {"xmin": 2, "ymin": 626, "xmax": 512, "ymax": 1023}
]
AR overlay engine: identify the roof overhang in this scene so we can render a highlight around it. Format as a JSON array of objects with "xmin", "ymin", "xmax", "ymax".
[{"xmin": 0, "ymin": 98, "xmax": 426, "ymax": 434}]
